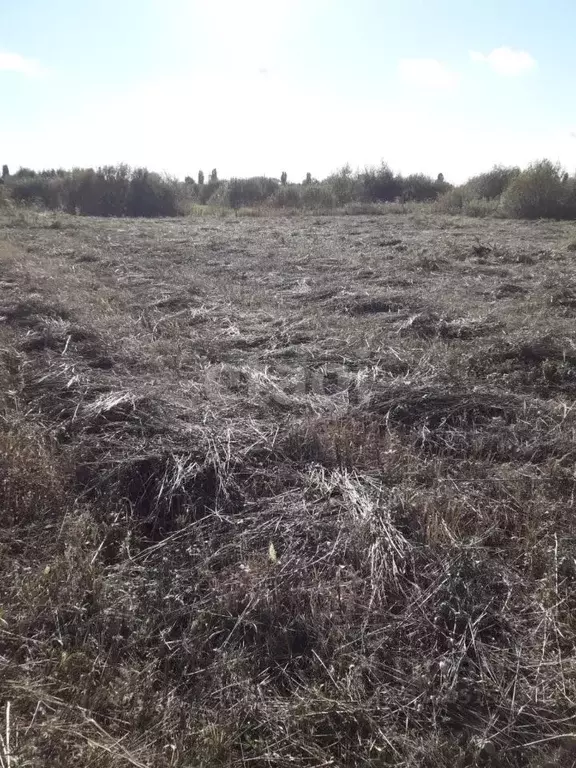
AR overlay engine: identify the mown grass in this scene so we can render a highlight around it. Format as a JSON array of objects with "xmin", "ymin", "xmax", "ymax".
[{"xmin": 1, "ymin": 208, "xmax": 576, "ymax": 766}]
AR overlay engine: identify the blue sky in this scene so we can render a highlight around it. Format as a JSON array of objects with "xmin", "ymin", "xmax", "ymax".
[{"xmin": 1, "ymin": 0, "xmax": 575, "ymax": 183}]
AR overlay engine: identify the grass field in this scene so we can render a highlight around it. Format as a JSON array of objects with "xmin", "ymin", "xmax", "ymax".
[{"xmin": 1, "ymin": 208, "xmax": 576, "ymax": 766}]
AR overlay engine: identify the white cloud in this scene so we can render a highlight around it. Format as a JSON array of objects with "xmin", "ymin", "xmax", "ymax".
[
  {"xmin": 469, "ymin": 47, "xmax": 536, "ymax": 76},
  {"xmin": 398, "ymin": 58, "xmax": 461, "ymax": 90},
  {"xmin": 0, "ymin": 51, "xmax": 42, "ymax": 76}
]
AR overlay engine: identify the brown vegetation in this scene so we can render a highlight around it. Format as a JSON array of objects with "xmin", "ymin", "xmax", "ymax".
[{"xmin": 1, "ymin": 208, "xmax": 576, "ymax": 766}]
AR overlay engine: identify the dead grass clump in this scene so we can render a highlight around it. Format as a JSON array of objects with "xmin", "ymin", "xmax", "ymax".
[
  {"xmin": 75, "ymin": 448, "xmax": 244, "ymax": 540},
  {"xmin": 19, "ymin": 319, "xmax": 109, "ymax": 364},
  {"xmin": 413, "ymin": 254, "xmax": 447, "ymax": 271},
  {"xmin": 397, "ymin": 311, "xmax": 500, "ymax": 339},
  {"xmin": 367, "ymin": 386, "xmax": 521, "ymax": 428},
  {"xmin": 495, "ymin": 282, "xmax": 528, "ymax": 298},
  {"xmin": 549, "ymin": 285, "xmax": 576, "ymax": 310},
  {"xmin": 514, "ymin": 335, "xmax": 576, "ymax": 364},
  {"xmin": 347, "ymin": 295, "xmax": 407, "ymax": 315},
  {"xmin": 438, "ymin": 316, "xmax": 502, "ymax": 339},
  {"xmin": 283, "ymin": 413, "xmax": 390, "ymax": 469},
  {"xmin": 474, "ymin": 335, "xmax": 576, "ymax": 394},
  {"xmin": 69, "ymin": 391, "xmax": 175, "ymax": 440},
  {"xmin": 13, "ymin": 357, "xmax": 181, "ymax": 441},
  {"xmin": 0, "ymin": 428, "xmax": 69, "ymax": 529},
  {"xmin": 352, "ymin": 384, "xmax": 576, "ymax": 462},
  {"xmin": 479, "ymin": 335, "xmax": 575, "ymax": 366},
  {"xmin": 0, "ymin": 297, "xmax": 72, "ymax": 327}
]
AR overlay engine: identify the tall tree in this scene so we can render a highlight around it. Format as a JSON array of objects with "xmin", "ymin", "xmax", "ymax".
[{"xmin": 198, "ymin": 170, "xmax": 205, "ymax": 185}]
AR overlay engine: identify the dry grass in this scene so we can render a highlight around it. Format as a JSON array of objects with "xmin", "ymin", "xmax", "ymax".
[{"xmin": 1, "ymin": 208, "xmax": 576, "ymax": 766}]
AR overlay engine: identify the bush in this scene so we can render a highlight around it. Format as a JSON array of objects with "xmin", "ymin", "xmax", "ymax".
[
  {"xmin": 465, "ymin": 166, "xmax": 520, "ymax": 200},
  {"xmin": 434, "ymin": 188, "xmax": 466, "ymax": 214},
  {"xmin": 10, "ymin": 175, "xmax": 64, "ymax": 209},
  {"xmin": 300, "ymin": 183, "xmax": 336, "ymax": 209},
  {"xmin": 325, "ymin": 165, "xmax": 360, "ymax": 205},
  {"xmin": 463, "ymin": 197, "xmax": 500, "ymax": 218},
  {"xmin": 274, "ymin": 185, "xmax": 302, "ymax": 208},
  {"xmin": 401, "ymin": 173, "xmax": 445, "ymax": 202},
  {"xmin": 360, "ymin": 164, "xmax": 402, "ymax": 202},
  {"xmin": 227, "ymin": 177, "xmax": 278, "ymax": 209},
  {"xmin": 198, "ymin": 179, "xmax": 221, "ymax": 205},
  {"xmin": 13, "ymin": 167, "xmax": 37, "ymax": 179},
  {"xmin": 8, "ymin": 165, "xmax": 181, "ymax": 217},
  {"xmin": 502, "ymin": 160, "xmax": 576, "ymax": 220},
  {"xmin": 125, "ymin": 168, "xmax": 179, "ymax": 217}
]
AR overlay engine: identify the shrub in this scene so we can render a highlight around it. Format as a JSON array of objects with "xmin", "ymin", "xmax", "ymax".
[
  {"xmin": 401, "ymin": 173, "xmax": 444, "ymax": 202},
  {"xmin": 13, "ymin": 167, "xmax": 37, "ymax": 179},
  {"xmin": 274, "ymin": 185, "xmax": 302, "ymax": 208},
  {"xmin": 502, "ymin": 160, "xmax": 576, "ymax": 220},
  {"xmin": 360, "ymin": 163, "xmax": 402, "ymax": 202},
  {"xmin": 95, "ymin": 165, "xmax": 131, "ymax": 216},
  {"xmin": 227, "ymin": 177, "xmax": 278, "ymax": 209},
  {"xmin": 465, "ymin": 165, "xmax": 520, "ymax": 200},
  {"xmin": 61, "ymin": 169, "xmax": 98, "ymax": 214},
  {"xmin": 198, "ymin": 179, "xmax": 221, "ymax": 205},
  {"xmin": 434, "ymin": 188, "xmax": 501, "ymax": 218},
  {"xmin": 9, "ymin": 165, "xmax": 181, "ymax": 217},
  {"xmin": 125, "ymin": 168, "xmax": 180, "ymax": 217},
  {"xmin": 325, "ymin": 165, "xmax": 359, "ymax": 205},
  {"xmin": 300, "ymin": 183, "xmax": 336, "ymax": 209},
  {"xmin": 342, "ymin": 202, "xmax": 388, "ymax": 215},
  {"xmin": 463, "ymin": 197, "xmax": 500, "ymax": 218},
  {"xmin": 434, "ymin": 188, "xmax": 466, "ymax": 214},
  {"xmin": 10, "ymin": 175, "xmax": 63, "ymax": 209}
]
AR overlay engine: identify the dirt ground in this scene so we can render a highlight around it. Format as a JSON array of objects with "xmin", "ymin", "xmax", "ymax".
[{"xmin": 1, "ymin": 209, "xmax": 576, "ymax": 766}]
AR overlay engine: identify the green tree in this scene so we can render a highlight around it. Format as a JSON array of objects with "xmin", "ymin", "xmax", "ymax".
[
  {"xmin": 280, "ymin": 171, "xmax": 287, "ymax": 186},
  {"xmin": 198, "ymin": 170, "xmax": 205, "ymax": 186},
  {"xmin": 1, "ymin": 165, "xmax": 9, "ymax": 179},
  {"xmin": 210, "ymin": 168, "xmax": 218, "ymax": 183},
  {"xmin": 304, "ymin": 172, "xmax": 312, "ymax": 185}
]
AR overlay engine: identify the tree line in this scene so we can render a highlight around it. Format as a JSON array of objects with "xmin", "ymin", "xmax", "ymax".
[{"xmin": 2, "ymin": 160, "xmax": 576, "ymax": 219}]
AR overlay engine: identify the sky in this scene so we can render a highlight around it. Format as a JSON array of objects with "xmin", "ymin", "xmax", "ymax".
[{"xmin": 1, "ymin": 0, "xmax": 575, "ymax": 184}]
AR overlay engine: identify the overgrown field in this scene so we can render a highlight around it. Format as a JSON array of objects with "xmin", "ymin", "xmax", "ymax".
[{"xmin": 1, "ymin": 209, "xmax": 576, "ymax": 767}]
